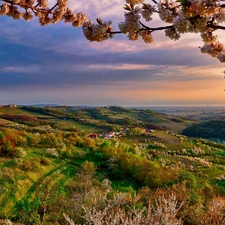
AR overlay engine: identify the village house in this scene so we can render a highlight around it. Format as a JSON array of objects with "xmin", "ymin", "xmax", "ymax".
[
  {"xmin": 105, "ymin": 131, "xmax": 115, "ymax": 138},
  {"xmin": 9, "ymin": 104, "xmax": 18, "ymax": 107},
  {"xmin": 98, "ymin": 133, "xmax": 104, "ymax": 138}
]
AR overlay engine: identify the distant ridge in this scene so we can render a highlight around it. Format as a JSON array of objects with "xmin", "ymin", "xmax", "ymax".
[
  {"xmin": 21, "ymin": 104, "xmax": 96, "ymax": 108},
  {"xmin": 23, "ymin": 104, "xmax": 61, "ymax": 107}
]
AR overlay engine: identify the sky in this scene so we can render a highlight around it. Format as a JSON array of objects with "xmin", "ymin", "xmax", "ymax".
[{"xmin": 1, "ymin": 0, "xmax": 225, "ymax": 106}]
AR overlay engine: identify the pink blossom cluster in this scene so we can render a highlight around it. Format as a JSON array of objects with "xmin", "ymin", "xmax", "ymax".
[
  {"xmin": 116, "ymin": 0, "xmax": 225, "ymax": 61},
  {"xmin": 0, "ymin": 0, "xmax": 87, "ymax": 26},
  {"xmin": 82, "ymin": 19, "xmax": 113, "ymax": 42}
]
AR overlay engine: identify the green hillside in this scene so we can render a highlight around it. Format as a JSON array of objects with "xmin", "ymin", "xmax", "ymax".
[
  {"xmin": 0, "ymin": 106, "xmax": 225, "ymax": 225},
  {"xmin": 182, "ymin": 120, "xmax": 225, "ymax": 139}
]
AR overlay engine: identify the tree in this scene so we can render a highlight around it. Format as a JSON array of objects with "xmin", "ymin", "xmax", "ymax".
[
  {"xmin": 4, "ymin": 139, "xmax": 13, "ymax": 155},
  {"xmin": 1, "ymin": 0, "xmax": 225, "ymax": 62},
  {"xmin": 64, "ymin": 161, "xmax": 112, "ymax": 223}
]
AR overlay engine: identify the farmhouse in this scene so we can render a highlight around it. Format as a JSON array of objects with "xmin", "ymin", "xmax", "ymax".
[
  {"xmin": 98, "ymin": 133, "xmax": 104, "ymax": 138},
  {"xmin": 105, "ymin": 131, "xmax": 115, "ymax": 138}
]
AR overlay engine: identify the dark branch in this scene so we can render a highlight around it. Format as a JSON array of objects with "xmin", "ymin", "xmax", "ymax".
[
  {"xmin": 49, "ymin": 2, "xmax": 58, "ymax": 12},
  {"xmin": 108, "ymin": 31, "xmax": 122, "ymax": 34},
  {"xmin": 108, "ymin": 21, "xmax": 174, "ymax": 35},
  {"xmin": 139, "ymin": 21, "xmax": 174, "ymax": 31},
  {"xmin": 35, "ymin": 2, "xmax": 40, "ymax": 7},
  {"xmin": 207, "ymin": 24, "xmax": 225, "ymax": 30},
  {"xmin": 1, "ymin": 0, "xmax": 56, "ymax": 14}
]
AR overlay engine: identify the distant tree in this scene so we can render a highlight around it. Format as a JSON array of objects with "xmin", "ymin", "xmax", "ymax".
[
  {"xmin": 82, "ymin": 137, "xmax": 96, "ymax": 150},
  {"xmin": 130, "ymin": 127, "xmax": 145, "ymax": 135},
  {"xmin": 1, "ymin": 0, "xmax": 225, "ymax": 62},
  {"xmin": 4, "ymin": 140, "xmax": 13, "ymax": 155},
  {"xmin": 39, "ymin": 133, "xmax": 60, "ymax": 147},
  {"xmin": 27, "ymin": 134, "xmax": 40, "ymax": 147},
  {"xmin": 0, "ymin": 132, "xmax": 6, "ymax": 153},
  {"xmin": 0, "ymin": 132, "xmax": 5, "ymax": 143},
  {"xmin": 15, "ymin": 135, "xmax": 27, "ymax": 147},
  {"xmin": 64, "ymin": 132, "xmax": 83, "ymax": 146}
]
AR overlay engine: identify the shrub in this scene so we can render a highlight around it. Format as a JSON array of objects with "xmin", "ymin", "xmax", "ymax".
[
  {"xmin": 11, "ymin": 147, "xmax": 27, "ymax": 158},
  {"xmin": 21, "ymin": 158, "xmax": 40, "ymax": 171},
  {"xmin": 46, "ymin": 148, "xmax": 58, "ymax": 157}
]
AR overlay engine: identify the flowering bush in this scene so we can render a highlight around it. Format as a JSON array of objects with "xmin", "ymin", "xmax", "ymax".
[
  {"xmin": 64, "ymin": 192, "xmax": 184, "ymax": 225},
  {"xmin": 46, "ymin": 148, "xmax": 58, "ymax": 157},
  {"xmin": 180, "ymin": 155, "xmax": 213, "ymax": 168}
]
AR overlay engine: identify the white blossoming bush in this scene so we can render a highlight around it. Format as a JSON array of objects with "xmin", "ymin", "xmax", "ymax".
[
  {"xmin": 159, "ymin": 158, "xmax": 185, "ymax": 169},
  {"xmin": 148, "ymin": 142, "xmax": 167, "ymax": 149},
  {"xmin": 12, "ymin": 147, "xmax": 27, "ymax": 158},
  {"xmin": 177, "ymin": 146, "xmax": 207, "ymax": 156},
  {"xmin": 1, "ymin": 0, "xmax": 225, "ymax": 61},
  {"xmin": 64, "ymin": 192, "xmax": 183, "ymax": 225},
  {"xmin": 190, "ymin": 146, "xmax": 206, "ymax": 155},
  {"xmin": 181, "ymin": 155, "xmax": 213, "ymax": 168},
  {"xmin": 203, "ymin": 196, "xmax": 225, "ymax": 224},
  {"xmin": 216, "ymin": 175, "xmax": 225, "ymax": 181},
  {"xmin": 46, "ymin": 148, "xmax": 58, "ymax": 157}
]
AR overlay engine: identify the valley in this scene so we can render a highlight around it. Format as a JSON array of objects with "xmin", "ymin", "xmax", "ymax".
[{"xmin": 0, "ymin": 105, "xmax": 225, "ymax": 224}]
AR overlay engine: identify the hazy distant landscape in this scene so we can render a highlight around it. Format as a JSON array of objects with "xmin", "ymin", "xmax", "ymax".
[
  {"xmin": 21, "ymin": 104, "xmax": 225, "ymax": 118},
  {"xmin": 144, "ymin": 105, "xmax": 225, "ymax": 116}
]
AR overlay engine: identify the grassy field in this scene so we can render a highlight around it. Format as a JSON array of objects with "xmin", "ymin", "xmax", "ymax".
[{"xmin": 0, "ymin": 107, "xmax": 45, "ymax": 116}]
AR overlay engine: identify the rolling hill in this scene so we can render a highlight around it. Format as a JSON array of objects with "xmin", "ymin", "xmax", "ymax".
[{"xmin": 0, "ymin": 105, "xmax": 225, "ymax": 224}]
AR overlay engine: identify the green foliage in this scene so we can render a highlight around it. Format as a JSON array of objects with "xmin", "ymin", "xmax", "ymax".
[
  {"xmin": 0, "ymin": 132, "xmax": 5, "ymax": 141},
  {"xmin": 100, "ymin": 140, "xmax": 111, "ymax": 148},
  {"xmin": 15, "ymin": 135, "xmax": 27, "ymax": 147},
  {"xmin": 27, "ymin": 135, "xmax": 40, "ymax": 147},
  {"xmin": 14, "ymin": 197, "xmax": 41, "ymax": 224},
  {"xmin": 39, "ymin": 133, "xmax": 60, "ymax": 147},
  {"xmin": 4, "ymin": 140, "xmax": 13, "ymax": 154},
  {"xmin": 182, "ymin": 120, "xmax": 225, "ymax": 139},
  {"xmin": 94, "ymin": 152, "xmax": 104, "ymax": 159},
  {"xmin": 21, "ymin": 158, "xmax": 40, "ymax": 171},
  {"xmin": 179, "ymin": 172, "xmax": 199, "ymax": 189}
]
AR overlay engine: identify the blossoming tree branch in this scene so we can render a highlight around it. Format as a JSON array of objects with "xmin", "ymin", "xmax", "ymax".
[{"xmin": 1, "ymin": 0, "xmax": 225, "ymax": 62}]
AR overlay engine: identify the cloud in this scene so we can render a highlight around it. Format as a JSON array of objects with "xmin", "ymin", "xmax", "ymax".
[
  {"xmin": 67, "ymin": 0, "xmax": 124, "ymax": 21},
  {"xmin": 2, "ymin": 65, "xmax": 40, "ymax": 73},
  {"xmin": 87, "ymin": 64, "xmax": 161, "ymax": 70},
  {"xmin": 0, "ymin": 56, "xmax": 223, "ymax": 92}
]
